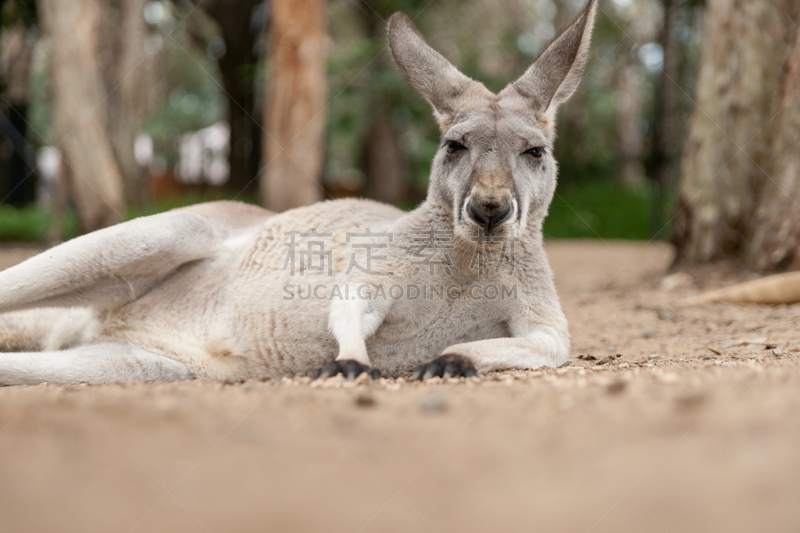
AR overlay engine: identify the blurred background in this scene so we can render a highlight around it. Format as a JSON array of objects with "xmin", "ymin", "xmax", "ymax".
[{"xmin": 0, "ymin": 0, "xmax": 798, "ymax": 272}]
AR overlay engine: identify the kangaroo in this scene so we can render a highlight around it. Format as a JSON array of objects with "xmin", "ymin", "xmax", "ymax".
[{"xmin": 0, "ymin": 1, "xmax": 597, "ymax": 385}]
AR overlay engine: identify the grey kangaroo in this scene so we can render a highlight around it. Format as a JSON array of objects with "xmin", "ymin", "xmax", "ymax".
[{"xmin": 0, "ymin": 0, "xmax": 597, "ymax": 385}]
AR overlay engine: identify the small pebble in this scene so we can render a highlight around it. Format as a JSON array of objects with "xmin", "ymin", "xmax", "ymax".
[
  {"xmin": 643, "ymin": 327, "xmax": 658, "ymax": 339},
  {"xmin": 773, "ymin": 348, "xmax": 783, "ymax": 357},
  {"xmin": 419, "ymin": 393, "xmax": 447, "ymax": 412},
  {"xmin": 355, "ymin": 393, "xmax": 376, "ymax": 407},
  {"xmin": 607, "ymin": 346, "xmax": 617, "ymax": 352},
  {"xmin": 658, "ymin": 310, "xmax": 676, "ymax": 321},
  {"xmin": 607, "ymin": 380, "xmax": 627, "ymax": 394},
  {"xmin": 661, "ymin": 272, "xmax": 693, "ymax": 291},
  {"xmin": 648, "ymin": 354, "xmax": 660, "ymax": 360}
]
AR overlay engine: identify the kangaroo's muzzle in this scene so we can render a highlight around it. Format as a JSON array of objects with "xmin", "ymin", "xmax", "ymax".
[{"xmin": 467, "ymin": 201, "xmax": 513, "ymax": 233}]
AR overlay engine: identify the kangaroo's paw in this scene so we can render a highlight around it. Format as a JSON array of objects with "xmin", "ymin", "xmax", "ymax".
[
  {"xmin": 411, "ymin": 354, "xmax": 479, "ymax": 381},
  {"xmin": 314, "ymin": 359, "xmax": 381, "ymax": 380}
]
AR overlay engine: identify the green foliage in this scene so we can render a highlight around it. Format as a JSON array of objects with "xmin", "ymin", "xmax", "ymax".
[
  {"xmin": 0, "ymin": 205, "xmax": 78, "ymax": 242},
  {"xmin": 544, "ymin": 182, "xmax": 666, "ymax": 240},
  {"xmin": 0, "ymin": 0, "xmax": 37, "ymax": 29}
]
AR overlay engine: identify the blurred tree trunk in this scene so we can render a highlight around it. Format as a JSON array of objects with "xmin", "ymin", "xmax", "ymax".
[
  {"xmin": 0, "ymin": 22, "xmax": 37, "ymax": 207},
  {"xmin": 202, "ymin": 0, "xmax": 263, "ymax": 195},
  {"xmin": 98, "ymin": 0, "xmax": 155, "ymax": 208},
  {"xmin": 101, "ymin": 0, "xmax": 161, "ymax": 208},
  {"xmin": 672, "ymin": 0, "xmax": 797, "ymax": 265},
  {"xmin": 747, "ymin": 28, "xmax": 800, "ymax": 269},
  {"xmin": 616, "ymin": 51, "xmax": 645, "ymax": 188},
  {"xmin": 649, "ymin": 0, "xmax": 678, "ymax": 235},
  {"xmin": 364, "ymin": 121, "xmax": 408, "ymax": 202},
  {"xmin": 261, "ymin": 0, "xmax": 326, "ymax": 211},
  {"xmin": 39, "ymin": 0, "xmax": 125, "ymax": 232},
  {"xmin": 360, "ymin": 4, "xmax": 408, "ymax": 203}
]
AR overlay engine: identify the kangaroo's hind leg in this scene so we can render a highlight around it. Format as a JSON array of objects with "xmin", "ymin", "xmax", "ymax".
[
  {"xmin": 0, "ymin": 343, "xmax": 193, "ymax": 386},
  {"xmin": 0, "ymin": 308, "xmax": 100, "ymax": 353}
]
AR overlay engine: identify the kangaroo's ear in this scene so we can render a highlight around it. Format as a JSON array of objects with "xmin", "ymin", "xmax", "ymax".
[
  {"xmin": 501, "ymin": 0, "xmax": 597, "ymax": 113},
  {"xmin": 387, "ymin": 12, "xmax": 486, "ymax": 128}
]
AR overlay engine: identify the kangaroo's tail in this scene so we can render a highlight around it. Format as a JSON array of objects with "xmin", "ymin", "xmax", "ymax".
[{"xmin": 684, "ymin": 271, "xmax": 800, "ymax": 305}]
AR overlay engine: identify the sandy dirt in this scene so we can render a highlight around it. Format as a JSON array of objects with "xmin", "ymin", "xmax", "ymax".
[{"xmin": 2, "ymin": 240, "xmax": 800, "ymax": 533}]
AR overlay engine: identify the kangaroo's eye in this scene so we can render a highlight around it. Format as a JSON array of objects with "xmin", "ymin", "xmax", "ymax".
[
  {"xmin": 445, "ymin": 140, "xmax": 466, "ymax": 154},
  {"xmin": 524, "ymin": 146, "xmax": 545, "ymax": 158}
]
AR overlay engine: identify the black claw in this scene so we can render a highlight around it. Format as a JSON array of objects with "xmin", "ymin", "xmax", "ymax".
[
  {"xmin": 411, "ymin": 354, "xmax": 478, "ymax": 381},
  {"xmin": 423, "ymin": 364, "xmax": 440, "ymax": 380},
  {"xmin": 344, "ymin": 360, "xmax": 361, "ymax": 379},
  {"xmin": 314, "ymin": 361, "xmax": 340, "ymax": 379},
  {"xmin": 313, "ymin": 359, "xmax": 376, "ymax": 380},
  {"xmin": 443, "ymin": 362, "xmax": 458, "ymax": 378}
]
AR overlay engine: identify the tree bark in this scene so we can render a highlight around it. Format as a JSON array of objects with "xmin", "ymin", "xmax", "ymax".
[
  {"xmin": 364, "ymin": 120, "xmax": 408, "ymax": 202},
  {"xmin": 747, "ymin": 28, "xmax": 800, "ymax": 269},
  {"xmin": 616, "ymin": 54, "xmax": 645, "ymax": 188},
  {"xmin": 218, "ymin": 48, "xmax": 257, "ymax": 195},
  {"xmin": 39, "ymin": 0, "xmax": 125, "ymax": 232},
  {"xmin": 0, "ymin": 22, "xmax": 37, "ymax": 207},
  {"xmin": 101, "ymin": 0, "xmax": 156, "ymax": 208},
  {"xmin": 201, "ymin": 0, "xmax": 263, "ymax": 195},
  {"xmin": 360, "ymin": 3, "xmax": 409, "ymax": 203},
  {"xmin": 672, "ymin": 0, "xmax": 795, "ymax": 265},
  {"xmin": 649, "ymin": 0, "xmax": 678, "ymax": 234},
  {"xmin": 261, "ymin": 0, "xmax": 326, "ymax": 211}
]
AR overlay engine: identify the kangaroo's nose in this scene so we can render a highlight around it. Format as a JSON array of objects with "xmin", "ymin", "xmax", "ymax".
[{"xmin": 467, "ymin": 202, "xmax": 512, "ymax": 233}]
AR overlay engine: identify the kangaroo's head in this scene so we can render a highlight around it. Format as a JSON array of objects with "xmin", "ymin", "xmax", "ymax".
[{"xmin": 387, "ymin": 0, "xmax": 597, "ymax": 243}]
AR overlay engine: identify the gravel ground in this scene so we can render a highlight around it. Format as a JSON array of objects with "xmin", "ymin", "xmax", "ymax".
[{"xmin": 1, "ymin": 240, "xmax": 799, "ymax": 533}]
